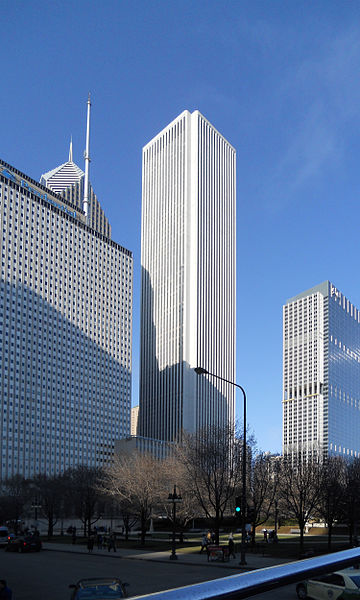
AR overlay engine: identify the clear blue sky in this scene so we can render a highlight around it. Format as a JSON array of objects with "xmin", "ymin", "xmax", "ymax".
[{"xmin": 2, "ymin": 0, "xmax": 360, "ymax": 454}]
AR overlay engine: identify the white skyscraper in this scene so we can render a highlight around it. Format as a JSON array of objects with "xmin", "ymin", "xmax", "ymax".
[{"xmin": 139, "ymin": 110, "xmax": 236, "ymax": 442}]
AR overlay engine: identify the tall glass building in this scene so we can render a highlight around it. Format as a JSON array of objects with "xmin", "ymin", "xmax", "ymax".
[
  {"xmin": 283, "ymin": 281, "xmax": 360, "ymax": 459},
  {"xmin": 0, "ymin": 157, "xmax": 132, "ymax": 478},
  {"xmin": 139, "ymin": 110, "xmax": 236, "ymax": 442}
]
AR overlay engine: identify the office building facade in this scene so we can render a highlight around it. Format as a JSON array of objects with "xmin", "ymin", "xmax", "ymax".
[
  {"xmin": 0, "ymin": 157, "xmax": 132, "ymax": 478},
  {"xmin": 139, "ymin": 110, "xmax": 236, "ymax": 441},
  {"xmin": 283, "ymin": 281, "xmax": 360, "ymax": 459}
]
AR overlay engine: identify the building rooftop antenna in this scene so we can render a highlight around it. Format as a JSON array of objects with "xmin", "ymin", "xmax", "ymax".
[
  {"xmin": 69, "ymin": 135, "xmax": 73, "ymax": 162},
  {"xmin": 83, "ymin": 93, "xmax": 91, "ymax": 221}
]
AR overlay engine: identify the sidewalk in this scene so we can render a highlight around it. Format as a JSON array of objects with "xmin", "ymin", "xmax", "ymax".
[{"xmin": 43, "ymin": 541, "xmax": 292, "ymax": 571}]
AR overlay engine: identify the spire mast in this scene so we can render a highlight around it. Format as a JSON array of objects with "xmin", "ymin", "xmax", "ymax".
[
  {"xmin": 69, "ymin": 136, "xmax": 73, "ymax": 162},
  {"xmin": 83, "ymin": 93, "xmax": 91, "ymax": 221}
]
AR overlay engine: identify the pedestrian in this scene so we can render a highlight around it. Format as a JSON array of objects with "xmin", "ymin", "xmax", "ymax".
[
  {"xmin": 200, "ymin": 533, "xmax": 208, "ymax": 554},
  {"xmin": 108, "ymin": 532, "xmax": 117, "ymax": 552},
  {"xmin": 228, "ymin": 532, "xmax": 236, "ymax": 559},
  {"xmin": 0, "ymin": 580, "xmax": 12, "ymax": 600},
  {"xmin": 263, "ymin": 529, "xmax": 268, "ymax": 543},
  {"xmin": 72, "ymin": 526, "xmax": 77, "ymax": 545},
  {"xmin": 96, "ymin": 533, "xmax": 103, "ymax": 550},
  {"xmin": 206, "ymin": 530, "xmax": 212, "ymax": 545},
  {"xmin": 211, "ymin": 530, "xmax": 216, "ymax": 544},
  {"xmin": 87, "ymin": 535, "xmax": 94, "ymax": 553}
]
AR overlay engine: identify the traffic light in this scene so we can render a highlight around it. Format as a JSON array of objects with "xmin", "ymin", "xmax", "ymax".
[{"xmin": 235, "ymin": 496, "xmax": 241, "ymax": 514}]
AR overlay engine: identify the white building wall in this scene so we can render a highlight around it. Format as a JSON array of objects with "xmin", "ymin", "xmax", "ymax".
[
  {"xmin": 283, "ymin": 288, "xmax": 326, "ymax": 457},
  {"xmin": 0, "ymin": 161, "xmax": 132, "ymax": 478},
  {"xmin": 139, "ymin": 110, "xmax": 236, "ymax": 441}
]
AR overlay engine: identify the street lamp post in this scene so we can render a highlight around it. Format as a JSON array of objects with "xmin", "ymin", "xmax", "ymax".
[
  {"xmin": 195, "ymin": 366, "xmax": 247, "ymax": 566},
  {"xmin": 167, "ymin": 485, "xmax": 182, "ymax": 560},
  {"xmin": 31, "ymin": 496, "xmax": 42, "ymax": 530}
]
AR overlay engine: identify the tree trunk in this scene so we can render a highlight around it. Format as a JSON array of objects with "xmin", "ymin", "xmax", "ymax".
[
  {"xmin": 250, "ymin": 521, "xmax": 255, "ymax": 545},
  {"xmin": 140, "ymin": 512, "xmax": 147, "ymax": 546},
  {"xmin": 214, "ymin": 509, "xmax": 220, "ymax": 545},
  {"xmin": 299, "ymin": 522, "xmax": 305, "ymax": 553},
  {"xmin": 47, "ymin": 518, "xmax": 54, "ymax": 540}
]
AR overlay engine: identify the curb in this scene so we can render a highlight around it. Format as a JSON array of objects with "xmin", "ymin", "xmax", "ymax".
[{"xmin": 43, "ymin": 546, "xmax": 253, "ymax": 571}]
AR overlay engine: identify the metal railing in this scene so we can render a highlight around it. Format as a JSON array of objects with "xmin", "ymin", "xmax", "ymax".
[{"xmin": 131, "ymin": 547, "xmax": 360, "ymax": 600}]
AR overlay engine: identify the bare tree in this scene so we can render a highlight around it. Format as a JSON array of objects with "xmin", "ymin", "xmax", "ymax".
[
  {"xmin": 117, "ymin": 497, "xmax": 138, "ymax": 541},
  {"xmin": 31, "ymin": 473, "xmax": 68, "ymax": 539},
  {"xmin": 101, "ymin": 452, "xmax": 165, "ymax": 545},
  {"xmin": 316, "ymin": 457, "xmax": 346, "ymax": 550},
  {"xmin": 68, "ymin": 466, "xmax": 104, "ymax": 537},
  {"xmin": 160, "ymin": 456, "xmax": 198, "ymax": 534},
  {"xmin": 1, "ymin": 475, "xmax": 29, "ymax": 533},
  {"xmin": 176, "ymin": 425, "xmax": 243, "ymax": 544},
  {"xmin": 343, "ymin": 457, "xmax": 360, "ymax": 546},
  {"xmin": 280, "ymin": 453, "xmax": 324, "ymax": 553},
  {"xmin": 247, "ymin": 453, "xmax": 277, "ymax": 543}
]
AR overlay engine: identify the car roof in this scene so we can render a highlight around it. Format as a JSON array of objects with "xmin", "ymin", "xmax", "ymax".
[
  {"xmin": 77, "ymin": 579, "xmax": 121, "ymax": 587},
  {"xmin": 335, "ymin": 568, "xmax": 360, "ymax": 575}
]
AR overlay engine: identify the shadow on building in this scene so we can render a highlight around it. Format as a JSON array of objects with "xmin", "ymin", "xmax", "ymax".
[
  {"xmin": 0, "ymin": 279, "xmax": 131, "ymax": 479},
  {"xmin": 137, "ymin": 267, "xmax": 231, "ymax": 444}
]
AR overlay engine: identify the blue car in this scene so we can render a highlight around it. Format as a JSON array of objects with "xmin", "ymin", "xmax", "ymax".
[{"xmin": 69, "ymin": 578, "xmax": 129, "ymax": 599}]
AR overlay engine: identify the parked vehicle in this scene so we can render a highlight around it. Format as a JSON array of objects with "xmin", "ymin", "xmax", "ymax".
[
  {"xmin": 5, "ymin": 533, "xmax": 42, "ymax": 553},
  {"xmin": 0, "ymin": 526, "xmax": 9, "ymax": 547},
  {"xmin": 296, "ymin": 568, "xmax": 360, "ymax": 599},
  {"xmin": 69, "ymin": 578, "xmax": 129, "ymax": 599}
]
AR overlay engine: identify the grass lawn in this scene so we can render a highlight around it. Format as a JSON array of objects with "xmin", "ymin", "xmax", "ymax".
[{"xmin": 46, "ymin": 532, "xmax": 353, "ymax": 560}]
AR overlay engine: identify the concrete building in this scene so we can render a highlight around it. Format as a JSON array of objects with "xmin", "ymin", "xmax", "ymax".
[
  {"xmin": 139, "ymin": 110, "xmax": 236, "ymax": 442},
  {"xmin": 0, "ymin": 156, "xmax": 132, "ymax": 478},
  {"xmin": 131, "ymin": 405, "xmax": 139, "ymax": 436},
  {"xmin": 115, "ymin": 435, "xmax": 171, "ymax": 460},
  {"xmin": 283, "ymin": 281, "xmax": 360, "ymax": 459}
]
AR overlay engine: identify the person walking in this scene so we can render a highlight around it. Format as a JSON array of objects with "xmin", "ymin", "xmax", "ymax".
[
  {"xmin": 108, "ymin": 532, "xmax": 117, "ymax": 552},
  {"xmin": 96, "ymin": 533, "xmax": 103, "ymax": 550},
  {"xmin": 228, "ymin": 532, "xmax": 236, "ymax": 559},
  {"xmin": 87, "ymin": 535, "xmax": 94, "ymax": 553},
  {"xmin": 200, "ymin": 533, "xmax": 208, "ymax": 554}
]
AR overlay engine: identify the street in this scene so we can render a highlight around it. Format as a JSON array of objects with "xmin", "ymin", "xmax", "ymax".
[{"xmin": 2, "ymin": 548, "xmax": 299, "ymax": 599}]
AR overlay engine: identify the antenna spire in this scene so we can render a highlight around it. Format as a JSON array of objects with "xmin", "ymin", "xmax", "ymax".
[
  {"xmin": 83, "ymin": 93, "xmax": 91, "ymax": 221},
  {"xmin": 69, "ymin": 136, "xmax": 73, "ymax": 162}
]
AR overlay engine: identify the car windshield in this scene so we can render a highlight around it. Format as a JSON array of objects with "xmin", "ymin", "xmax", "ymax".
[
  {"xmin": 77, "ymin": 583, "xmax": 124, "ymax": 598},
  {"xmin": 350, "ymin": 576, "xmax": 360, "ymax": 588}
]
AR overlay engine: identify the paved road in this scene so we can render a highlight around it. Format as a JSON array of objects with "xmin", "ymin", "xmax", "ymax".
[{"xmin": 2, "ymin": 547, "xmax": 299, "ymax": 600}]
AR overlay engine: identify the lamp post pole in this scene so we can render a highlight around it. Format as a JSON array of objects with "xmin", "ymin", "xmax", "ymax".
[
  {"xmin": 31, "ymin": 496, "xmax": 42, "ymax": 530},
  {"xmin": 167, "ymin": 485, "xmax": 182, "ymax": 560},
  {"xmin": 194, "ymin": 366, "xmax": 247, "ymax": 566}
]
